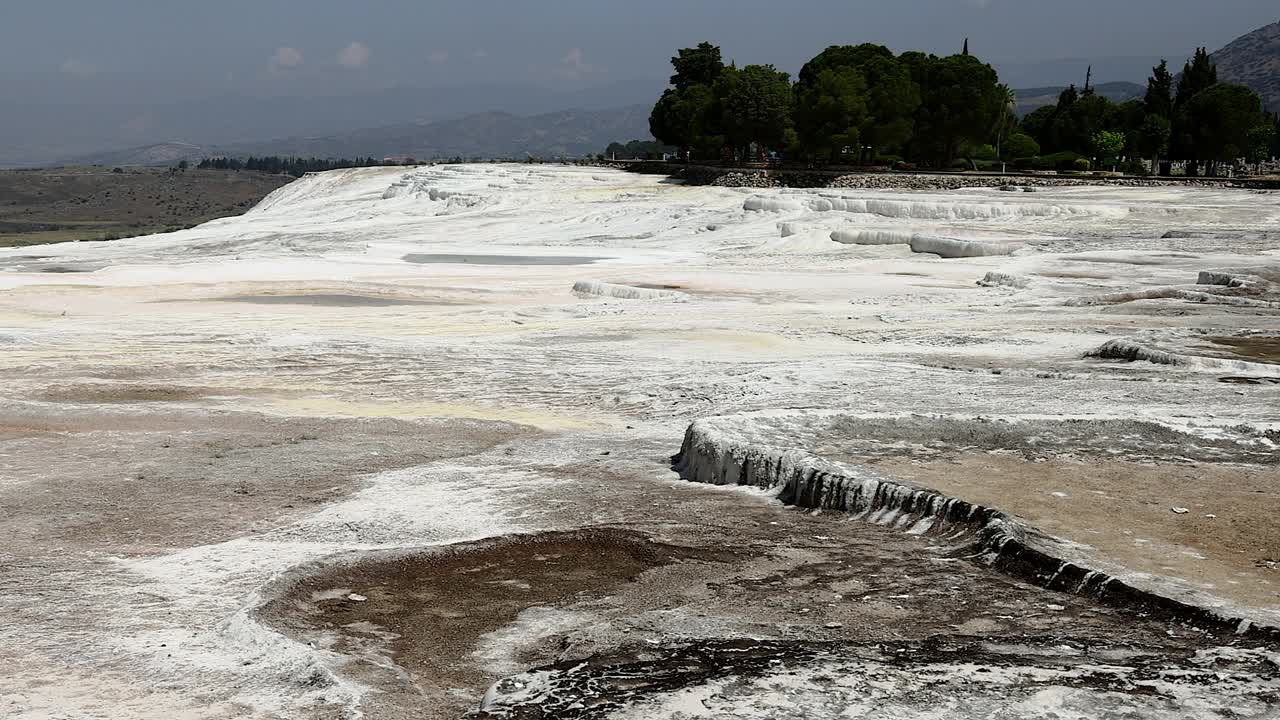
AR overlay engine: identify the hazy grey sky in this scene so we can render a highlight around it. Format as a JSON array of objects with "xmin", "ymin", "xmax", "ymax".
[{"xmin": 3, "ymin": 0, "xmax": 1276, "ymax": 101}]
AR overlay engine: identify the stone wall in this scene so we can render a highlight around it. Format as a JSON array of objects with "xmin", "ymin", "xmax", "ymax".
[{"xmin": 609, "ymin": 162, "xmax": 1280, "ymax": 191}]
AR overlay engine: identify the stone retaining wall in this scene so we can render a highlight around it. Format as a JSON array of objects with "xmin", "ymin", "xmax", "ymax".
[{"xmin": 609, "ymin": 162, "xmax": 1280, "ymax": 191}]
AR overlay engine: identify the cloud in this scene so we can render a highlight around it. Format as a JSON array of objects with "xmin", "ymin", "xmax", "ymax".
[
  {"xmin": 337, "ymin": 42, "xmax": 371, "ymax": 69},
  {"xmin": 268, "ymin": 46, "xmax": 304, "ymax": 71},
  {"xmin": 554, "ymin": 47, "xmax": 602, "ymax": 79},
  {"xmin": 561, "ymin": 48, "xmax": 587, "ymax": 70},
  {"xmin": 61, "ymin": 58, "xmax": 97, "ymax": 78},
  {"xmin": 122, "ymin": 114, "xmax": 151, "ymax": 133},
  {"xmin": 472, "ymin": 49, "xmax": 489, "ymax": 60},
  {"xmin": 429, "ymin": 49, "xmax": 449, "ymax": 65}
]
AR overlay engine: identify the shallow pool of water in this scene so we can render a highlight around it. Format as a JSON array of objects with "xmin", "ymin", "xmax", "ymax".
[{"xmin": 403, "ymin": 253, "xmax": 607, "ymax": 266}]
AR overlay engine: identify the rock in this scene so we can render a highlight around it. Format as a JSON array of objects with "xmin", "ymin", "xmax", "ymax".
[
  {"xmin": 1172, "ymin": 507, "xmax": 1190, "ymax": 514},
  {"xmin": 347, "ymin": 593, "xmax": 368, "ymax": 602}
]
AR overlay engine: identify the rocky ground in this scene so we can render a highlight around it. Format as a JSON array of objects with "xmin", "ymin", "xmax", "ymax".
[
  {"xmin": 618, "ymin": 162, "xmax": 1280, "ymax": 191},
  {"xmin": 0, "ymin": 164, "xmax": 1277, "ymax": 718}
]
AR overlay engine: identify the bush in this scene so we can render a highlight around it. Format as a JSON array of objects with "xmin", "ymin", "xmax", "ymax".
[
  {"xmin": 1003, "ymin": 133, "xmax": 1040, "ymax": 160},
  {"xmin": 873, "ymin": 154, "xmax": 904, "ymax": 166},
  {"xmin": 1122, "ymin": 159, "xmax": 1150, "ymax": 176},
  {"xmin": 1030, "ymin": 151, "xmax": 1087, "ymax": 171},
  {"xmin": 969, "ymin": 144, "xmax": 998, "ymax": 161},
  {"xmin": 1011, "ymin": 157, "xmax": 1035, "ymax": 171},
  {"xmin": 1072, "ymin": 158, "xmax": 1092, "ymax": 172}
]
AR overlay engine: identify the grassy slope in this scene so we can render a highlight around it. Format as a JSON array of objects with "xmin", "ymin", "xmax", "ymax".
[{"xmin": 0, "ymin": 166, "xmax": 293, "ymax": 248}]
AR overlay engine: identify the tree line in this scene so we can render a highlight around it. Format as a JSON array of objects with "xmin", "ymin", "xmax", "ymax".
[
  {"xmin": 649, "ymin": 41, "xmax": 1277, "ymax": 174},
  {"xmin": 649, "ymin": 41, "xmax": 1015, "ymax": 168},
  {"xmin": 1022, "ymin": 48, "xmax": 1278, "ymax": 176},
  {"xmin": 195, "ymin": 156, "xmax": 402, "ymax": 177},
  {"xmin": 604, "ymin": 139, "xmax": 676, "ymax": 160}
]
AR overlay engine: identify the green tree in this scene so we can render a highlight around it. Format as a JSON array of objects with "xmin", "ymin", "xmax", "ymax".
[
  {"xmin": 1172, "ymin": 47, "xmax": 1218, "ymax": 174},
  {"xmin": 1144, "ymin": 60, "xmax": 1174, "ymax": 119},
  {"xmin": 797, "ymin": 45, "xmax": 920, "ymax": 158},
  {"xmin": 1136, "ymin": 114, "xmax": 1172, "ymax": 171},
  {"xmin": 1175, "ymin": 48, "xmax": 1218, "ymax": 112},
  {"xmin": 714, "ymin": 64, "xmax": 794, "ymax": 159},
  {"xmin": 669, "ymin": 42, "xmax": 724, "ymax": 90},
  {"xmin": 1186, "ymin": 83, "xmax": 1263, "ymax": 173},
  {"xmin": 1020, "ymin": 105, "xmax": 1057, "ymax": 150},
  {"xmin": 1248, "ymin": 123, "xmax": 1276, "ymax": 167},
  {"xmin": 651, "ymin": 43, "xmax": 727, "ymax": 158},
  {"xmin": 650, "ymin": 84, "xmax": 719, "ymax": 156},
  {"xmin": 1003, "ymin": 132, "xmax": 1040, "ymax": 159},
  {"xmin": 797, "ymin": 44, "xmax": 894, "ymax": 85},
  {"xmin": 1091, "ymin": 130, "xmax": 1126, "ymax": 170},
  {"xmin": 794, "ymin": 66, "xmax": 868, "ymax": 161},
  {"xmin": 911, "ymin": 54, "xmax": 1004, "ymax": 166},
  {"xmin": 992, "ymin": 84, "xmax": 1017, "ymax": 159}
]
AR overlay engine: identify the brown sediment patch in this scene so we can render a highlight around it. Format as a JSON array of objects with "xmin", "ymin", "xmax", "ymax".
[
  {"xmin": 208, "ymin": 293, "xmax": 453, "ymax": 307},
  {"xmin": 258, "ymin": 529, "xmax": 719, "ymax": 717},
  {"xmin": 1206, "ymin": 335, "xmax": 1280, "ymax": 365},
  {"xmin": 1220, "ymin": 376, "xmax": 1280, "ymax": 385},
  {"xmin": 1035, "ymin": 270, "xmax": 1113, "ymax": 280},
  {"xmin": 867, "ymin": 453, "xmax": 1280, "ymax": 613},
  {"xmin": 0, "ymin": 405, "xmax": 529, "ymax": 550},
  {"xmin": 37, "ymin": 383, "xmax": 210, "ymax": 404}
]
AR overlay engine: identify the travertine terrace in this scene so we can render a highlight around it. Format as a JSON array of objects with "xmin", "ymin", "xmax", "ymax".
[{"xmin": 1, "ymin": 165, "xmax": 1277, "ymax": 719}]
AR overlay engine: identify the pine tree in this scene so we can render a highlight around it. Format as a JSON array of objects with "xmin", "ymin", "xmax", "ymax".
[
  {"xmin": 962, "ymin": 39, "xmax": 969, "ymax": 56},
  {"xmin": 1175, "ymin": 47, "xmax": 1217, "ymax": 112},
  {"xmin": 1144, "ymin": 60, "xmax": 1174, "ymax": 119},
  {"xmin": 1172, "ymin": 47, "xmax": 1219, "ymax": 175}
]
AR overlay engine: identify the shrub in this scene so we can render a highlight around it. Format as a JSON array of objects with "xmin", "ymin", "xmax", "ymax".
[
  {"xmin": 1003, "ymin": 133, "xmax": 1040, "ymax": 160},
  {"xmin": 1031, "ymin": 151, "xmax": 1087, "ymax": 171},
  {"xmin": 1122, "ymin": 159, "xmax": 1150, "ymax": 176},
  {"xmin": 970, "ymin": 144, "xmax": 998, "ymax": 161},
  {"xmin": 1072, "ymin": 158, "xmax": 1092, "ymax": 172}
]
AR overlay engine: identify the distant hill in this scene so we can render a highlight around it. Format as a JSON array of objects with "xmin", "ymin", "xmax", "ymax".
[
  {"xmin": 1, "ymin": 79, "xmax": 665, "ymax": 168},
  {"xmin": 62, "ymin": 105, "xmax": 654, "ymax": 166},
  {"xmin": 1013, "ymin": 81, "xmax": 1145, "ymax": 116},
  {"xmin": 230, "ymin": 105, "xmax": 651, "ymax": 160},
  {"xmin": 995, "ymin": 56, "xmax": 1174, "ymax": 89},
  {"xmin": 68, "ymin": 142, "xmax": 219, "ymax": 168},
  {"xmin": 1211, "ymin": 20, "xmax": 1280, "ymax": 110}
]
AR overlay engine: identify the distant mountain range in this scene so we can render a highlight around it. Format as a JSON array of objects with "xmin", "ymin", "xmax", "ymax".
[
  {"xmin": 0, "ymin": 79, "xmax": 665, "ymax": 167},
  {"xmin": 1012, "ymin": 81, "xmax": 1146, "ymax": 116},
  {"xmin": 30, "ymin": 20, "xmax": 1280, "ymax": 168},
  {"xmin": 67, "ymin": 104, "xmax": 654, "ymax": 166},
  {"xmin": 1211, "ymin": 20, "xmax": 1280, "ymax": 110}
]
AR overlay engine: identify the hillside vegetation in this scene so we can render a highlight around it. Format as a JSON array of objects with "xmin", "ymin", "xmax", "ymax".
[
  {"xmin": 1213, "ymin": 21, "xmax": 1280, "ymax": 111},
  {"xmin": 0, "ymin": 166, "xmax": 291, "ymax": 247}
]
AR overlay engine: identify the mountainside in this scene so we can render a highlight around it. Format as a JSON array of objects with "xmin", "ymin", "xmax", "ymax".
[
  {"xmin": 233, "ymin": 104, "xmax": 653, "ymax": 160},
  {"xmin": 2, "ymin": 80, "xmax": 664, "ymax": 168},
  {"xmin": 65, "ymin": 105, "xmax": 653, "ymax": 165},
  {"xmin": 1212, "ymin": 20, "xmax": 1280, "ymax": 110},
  {"xmin": 1013, "ymin": 81, "xmax": 1145, "ymax": 116},
  {"xmin": 69, "ymin": 142, "xmax": 218, "ymax": 168}
]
